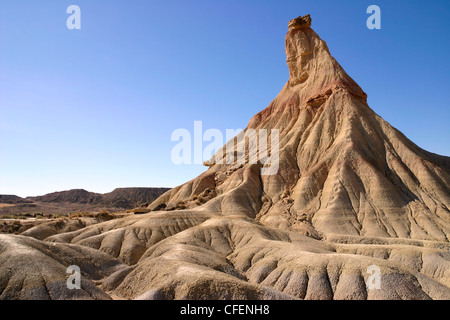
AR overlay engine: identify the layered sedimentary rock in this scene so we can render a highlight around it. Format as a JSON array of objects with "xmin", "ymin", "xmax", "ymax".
[{"xmin": 150, "ymin": 14, "xmax": 450, "ymax": 243}]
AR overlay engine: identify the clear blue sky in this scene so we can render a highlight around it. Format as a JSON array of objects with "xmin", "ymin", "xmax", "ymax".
[{"xmin": 0, "ymin": 0, "xmax": 449, "ymax": 197}]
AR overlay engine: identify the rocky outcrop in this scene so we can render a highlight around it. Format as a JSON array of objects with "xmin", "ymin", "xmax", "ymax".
[
  {"xmin": 288, "ymin": 14, "xmax": 312, "ymax": 30},
  {"xmin": 150, "ymin": 14, "xmax": 449, "ymax": 244}
]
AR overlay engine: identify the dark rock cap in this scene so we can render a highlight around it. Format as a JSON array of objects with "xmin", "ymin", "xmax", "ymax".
[{"xmin": 288, "ymin": 14, "xmax": 312, "ymax": 30}]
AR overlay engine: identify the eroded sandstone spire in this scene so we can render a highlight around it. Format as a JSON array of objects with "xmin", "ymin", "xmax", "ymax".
[
  {"xmin": 285, "ymin": 14, "xmax": 367, "ymax": 102},
  {"xmin": 150, "ymin": 15, "xmax": 449, "ymax": 244}
]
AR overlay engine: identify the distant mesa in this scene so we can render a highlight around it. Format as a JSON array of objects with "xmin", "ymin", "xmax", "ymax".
[
  {"xmin": 27, "ymin": 189, "xmax": 102, "ymax": 204},
  {"xmin": 0, "ymin": 187, "xmax": 171, "ymax": 217},
  {"xmin": 27, "ymin": 187, "xmax": 170, "ymax": 208},
  {"xmin": 0, "ymin": 195, "xmax": 33, "ymax": 204}
]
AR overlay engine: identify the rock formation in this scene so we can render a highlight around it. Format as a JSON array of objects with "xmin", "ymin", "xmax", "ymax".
[
  {"xmin": 149, "ymin": 14, "xmax": 449, "ymax": 243},
  {"xmin": 1, "ymin": 15, "xmax": 449, "ymax": 300}
]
